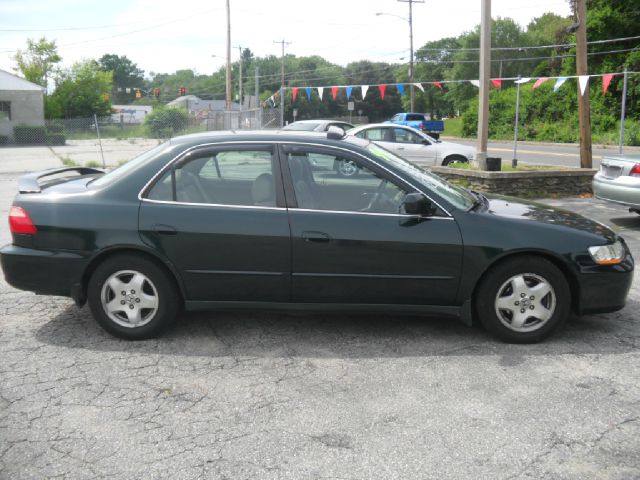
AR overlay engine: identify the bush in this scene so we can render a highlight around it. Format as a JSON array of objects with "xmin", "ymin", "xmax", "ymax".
[
  {"xmin": 0, "ymin": 135, "xmax": 8, "ymax": 146},
  {"xmin": 46, "ymin": 121, "xmax": 64, "ymax": 133},
  {"xmin": 14, "ymin": 125, "xmax": 47, "ymax": 144},
  {"xmin": 144, "ymin": 107, "xmax": 188, "ymax": 138},
  {"xmin": 47, "ymin": 133, "xmax": 66, "ymax": 146}
]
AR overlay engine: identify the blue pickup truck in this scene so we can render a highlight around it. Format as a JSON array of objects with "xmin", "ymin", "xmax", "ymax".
[{"xmin": 384, "ymin": 113, "xmax": 445, "ymax": 139}]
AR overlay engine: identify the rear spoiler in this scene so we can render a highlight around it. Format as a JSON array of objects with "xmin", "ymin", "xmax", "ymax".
[{"xmin": 18, "ymin": 167, "xmax": 104, "ymax": 193}]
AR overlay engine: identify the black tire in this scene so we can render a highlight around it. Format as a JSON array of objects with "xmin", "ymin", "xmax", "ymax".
[
  {"xmin": 475, "ymin": 256, "xmax": 570, "ymax": 344},
  {"xmin": 442, "ymin": 154, "xmax": 468, "ymax": 166},
  {"xmin": 430, "ymin": 133, "xmax": 440, "ymax": 140},
  {"xmin": 87, "ymin": 254, "xmax": 180, "ymax": 340}
]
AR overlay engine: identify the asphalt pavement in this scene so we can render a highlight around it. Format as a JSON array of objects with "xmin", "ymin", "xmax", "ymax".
[
  {"xmin": 446, "ymin": 137, "xmax": 640, "ymax": 168},
  {"xmin": 0, "ymin": 147, "xmax": 639, "ymax": 479}
]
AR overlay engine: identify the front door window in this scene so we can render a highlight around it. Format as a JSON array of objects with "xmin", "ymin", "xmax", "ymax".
[{"xmin": 287, "ymin": 152, "xmax": 408, "ymax": 214}]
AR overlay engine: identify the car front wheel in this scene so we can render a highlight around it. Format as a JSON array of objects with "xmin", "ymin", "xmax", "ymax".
[
  {"xmin": 87, "ymin": 254, "xmax": 180, "ymax": 340},
  {"xmin": 475, "ymin": 256, "xmax": 570, "ymax": 343}
]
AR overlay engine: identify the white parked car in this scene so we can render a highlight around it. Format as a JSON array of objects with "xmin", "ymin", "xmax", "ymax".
[{"xmin": 348, "ymin": 123, "xmax": 475, "ymax": 167}]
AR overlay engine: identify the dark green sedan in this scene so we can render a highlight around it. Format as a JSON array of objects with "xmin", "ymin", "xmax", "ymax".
[{"xmin": 1, "ymin": 129, "xmax": 634, "ymax": 343}]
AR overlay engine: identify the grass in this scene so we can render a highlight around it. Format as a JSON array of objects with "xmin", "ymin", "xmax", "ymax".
[
  {"xmin": 61, "ymin": 157, "xmax": 79, "ymax": 166},
  {"xmin": 443, "ymin": 117, "xmax": 463, "ymax": 137},
  {"xmin": 448, "ymin": 161, "xmax": 569, "ymax": 171}
]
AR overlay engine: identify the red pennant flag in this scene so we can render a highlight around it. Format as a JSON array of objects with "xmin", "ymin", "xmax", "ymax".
[
  {"xmin": 292, "ymin": 87, "xmax": 298, "ymax": 102},
  {"xmin": 532, "ymin": 77, "xmax": 549, "ymax": 89},
  {"xmin": 491, "ymin": 79, "xmax": 502, "ymax": 88},
  {"xmin": 331, "ymin": 86, "xmax": 338, "ymax": 100},
  {"xmin": 378, "ymin": 84, "xmax": 387, "ymax": 99},
  {"xmin": 433, "ymin": 82, "xmax": 444, "ymax": 91},
  {"xmin": 602, "ymin": 74, "xmax": 614, "ymax": 94}
]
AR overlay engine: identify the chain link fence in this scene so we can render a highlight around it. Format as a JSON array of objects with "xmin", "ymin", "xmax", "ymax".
[{"xmin": 1, "ymin": 107, "xmax": 283, "ymax": 147}]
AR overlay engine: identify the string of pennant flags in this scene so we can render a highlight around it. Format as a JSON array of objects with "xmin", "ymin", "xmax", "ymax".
[{"xmin": 266, "ymin": 71, "xmax": 639, "ymax": 105}]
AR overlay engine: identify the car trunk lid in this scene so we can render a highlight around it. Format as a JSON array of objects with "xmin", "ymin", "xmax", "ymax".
[{"xmin": 599, "ymin": 155, "xmax": 640, "ymax": 179}]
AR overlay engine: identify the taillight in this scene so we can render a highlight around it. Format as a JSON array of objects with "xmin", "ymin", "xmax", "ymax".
[
  {"xmin": 630, "ymin": 164, "xmax": 640, "ymax": 177},
  {"xmin": 9, "ymin": 206, "xmax": 37, "ymax": 235}
]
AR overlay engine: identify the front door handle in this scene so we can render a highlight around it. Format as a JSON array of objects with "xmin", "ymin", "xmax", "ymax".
[
  {"xmin": 301, "ymin": 231, "xmax": 331, "ymax": 243},
  {"xmin": 153, "ymin": 224, "xmax": 177, "ymax": 235}
]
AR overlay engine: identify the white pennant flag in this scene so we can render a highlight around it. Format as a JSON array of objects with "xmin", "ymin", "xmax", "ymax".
[
  {"xmin": 578, "ymin": 75, "xmax": 589, "ymax": 96},
  {"xmin": 413, "ymin": 82, "xmax": 424, "ymax": 92},
  {"xmin": 514, "ymin": 77, "xmax": 532, "ymax": 84},
  {"xmin": 470, "ymin": 80, "xmax": 480, "ymax": 88},
  {"xmin": 317, "ymin": 87, "xmax": 324, "ymax": 101},
  {"xmin": 361, "ymin": 85, "xmax": 369, "ymax": 99}
]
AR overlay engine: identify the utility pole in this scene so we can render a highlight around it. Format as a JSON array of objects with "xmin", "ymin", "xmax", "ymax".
[
  {"xmin": 476, "ymin": 0, "xmax": 491, "ymax": 170},
  {"xmin": 236, "ymin": 45, "xmax": 243, "ymax": 111},
  {"xmin": 397, "ymin": 0, "xmax": 423, "ymax": 112},
  {"xmin": 273, "ymin": 39, "xmax": 291, "ymax": 127},
  {"xmin": 225, "ymin": 0, "xmax": 232, "ymax": 112},
  {"xmin": 576, "ymin": 0, "xmax": 592, "ymax": 168},
  {"xmin": 619, "ymin": 69, "xmax": 629, "ymax": 154},
  {"xmin": 255, "ymin": 66, "xmax": 261, "ymax": 127}
]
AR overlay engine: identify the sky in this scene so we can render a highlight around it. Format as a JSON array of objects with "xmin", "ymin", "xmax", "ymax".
[{"xmin": 1, "ymin": 0, "xmax": 572, "ymax": 78}]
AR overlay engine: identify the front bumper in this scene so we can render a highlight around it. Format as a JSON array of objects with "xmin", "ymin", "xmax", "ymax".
[
  {"xmin": 577, "ymin": 248, "xmax": 634, "ymax": 315},
  {"xmin": 0, "ymin": 244, "xmax": 87, "ymax": 298},
  {"xmin": 593, "ymin": 173, "xmax": 640, "ymax": 208}
]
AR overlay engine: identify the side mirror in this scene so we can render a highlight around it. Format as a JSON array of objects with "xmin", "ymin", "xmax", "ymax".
[{"xmin": 402, "ymin": 192, "xmax": 435, "ymax": 216}]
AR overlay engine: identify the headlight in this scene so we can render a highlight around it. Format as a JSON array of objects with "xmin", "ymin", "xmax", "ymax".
[{"xmin": 588, "ymin": 240, "xmax": 625, "ymax": 265}]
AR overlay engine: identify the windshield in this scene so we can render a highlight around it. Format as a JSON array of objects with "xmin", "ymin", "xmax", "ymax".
[
  {"xmin": 90, "ymin": 142, "xmax": 170, "ymax": 188},
  {"xmin": 366, "ymin": 143, "xmax": 475, "ymax": 210}
]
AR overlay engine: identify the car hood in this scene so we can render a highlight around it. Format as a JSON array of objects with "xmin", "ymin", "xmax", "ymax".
[
  {"xmin": 484, "ymin": 194, "xmax": 616, "ymax": 241},
  {"xmin": 436, "ymin": 141, "xmax": 474, "ymax": 155}
]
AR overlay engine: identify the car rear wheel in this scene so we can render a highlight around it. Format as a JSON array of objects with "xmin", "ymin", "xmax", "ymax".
[
  {"xmin": 442, "ymin": 154, "xmax": 468, "ymax": 166},
  {"xmin": 475, "ymin": 256, "xmax": 570, "ymax": 343},
  {"xmin": 87, "ymin": 254, "xmax": 180, "ymax": 340}
]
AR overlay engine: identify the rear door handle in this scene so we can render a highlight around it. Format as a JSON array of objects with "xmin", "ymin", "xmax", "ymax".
[
  {"xmin": 301, "ymin": 231, "xmax": 331, "ymax": 243},
  {"xmin": 153, "ymin": 224, "xmax": 177, "ymax": 235}
]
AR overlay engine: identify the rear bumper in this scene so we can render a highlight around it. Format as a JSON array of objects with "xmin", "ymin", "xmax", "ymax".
[
  {"xmin": 0, "ymin": 244, "xmax": 87, "ymax": 298},
  {"xmin": 593, "ymin": 174, "xmax": 640, "ymax": 208},
  {"xmin": 577, "ymin": 253, "xmax": 634, "ymax": 315}
]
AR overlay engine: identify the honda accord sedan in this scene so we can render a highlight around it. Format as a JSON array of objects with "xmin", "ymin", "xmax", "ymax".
[{"xmin": 1, "ymin": 129, "xmax": 634, "ymax": 343}]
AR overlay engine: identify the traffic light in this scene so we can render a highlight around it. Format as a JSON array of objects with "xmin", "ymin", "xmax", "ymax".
[
  {"xmin": 135, "ymin": 89, "xmax": 141, "ymax": 99},
  {"xmin": 154, "ymin": 88, "xmax": 161, "ymax": 98},
  {"xmin": 179, "ymin": 87, "xmax": 186, "ymax": 96}
]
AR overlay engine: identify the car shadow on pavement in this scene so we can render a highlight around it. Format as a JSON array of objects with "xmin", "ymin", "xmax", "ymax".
[
  {"xmin": 35, "ymin": 299, "xmax": 640, "ymax": 359},
  {"xmin": 610, "ymin": 216, "xmax": 640, "ymax": 230}
]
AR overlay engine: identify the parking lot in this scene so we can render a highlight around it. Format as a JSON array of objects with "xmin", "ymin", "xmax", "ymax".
[{"xmin": 0, "ymin": 150, "xmax": 639, "ymax": 479}]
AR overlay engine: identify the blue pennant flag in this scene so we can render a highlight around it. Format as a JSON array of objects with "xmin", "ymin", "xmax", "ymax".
[
  {"xmin": 305, "ymin": 87, "xmax": 312, "ymax": 100},
  {"xmin": 397, "ymin": 84, "xmax": 405, "ymax": 96},
  {"xmin": 346, "ymin": 86, "xmax": 353, "ymax": 99},
  {"xmin": 553, "ymin": 77, "xmax": 568, "ymax": 92}
]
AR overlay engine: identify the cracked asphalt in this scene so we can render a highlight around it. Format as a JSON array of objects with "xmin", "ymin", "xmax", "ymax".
[{"xmin": 0, "ymin": 169, "xmax": 639, "ymax": 479}]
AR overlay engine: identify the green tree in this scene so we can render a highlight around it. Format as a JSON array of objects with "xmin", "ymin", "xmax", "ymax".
[
  {"xmin": 98, "ymin": 54, "xmax": 145, "ymax": 104},
  {"xmin": 12, "ymin": 37, "xmax": 61, "ymax": 87},
  {"xmin": 46, "ymin": 60, "xmax": 112, "ymax": 118}
]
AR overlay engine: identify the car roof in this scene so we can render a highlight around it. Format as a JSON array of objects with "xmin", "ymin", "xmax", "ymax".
[{"xmin": 168, "ymin": 129, "xmax": 370, "ymax": 149}]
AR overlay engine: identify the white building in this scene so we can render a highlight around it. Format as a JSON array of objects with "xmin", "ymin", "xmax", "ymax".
[{"xmin": 0, "ymin": 69, "xmax": 45, "ymax": 141}]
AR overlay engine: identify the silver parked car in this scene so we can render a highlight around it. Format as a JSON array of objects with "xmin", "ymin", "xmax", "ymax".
[
  {"xmin": 593, "ymin": 154, "xmax": 640, "ymax": 214},
  {"xmin": 283, "ymin": 119, "xmax": 355, "ymax": 132},
  {"xmin": 347, "ymin": 123, "xmax": 475, "ymax": 167}
]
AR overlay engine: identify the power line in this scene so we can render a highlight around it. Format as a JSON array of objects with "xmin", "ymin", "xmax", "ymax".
[{"xmin": 417, "ymin": 34, "xmax": 640, "ymax": 53}]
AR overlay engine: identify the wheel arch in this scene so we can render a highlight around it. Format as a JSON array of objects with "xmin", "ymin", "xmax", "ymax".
[
  {"xmin": 467, "ymin": 250, "xmax": 581, "ymax": 325},
  {"xmin": 73, "ymin": 246, "xmax": 186, "ymax": 307},
  {"xmin": 442, "ymin": 154, "xmax": 468, "ymax": 166}
]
